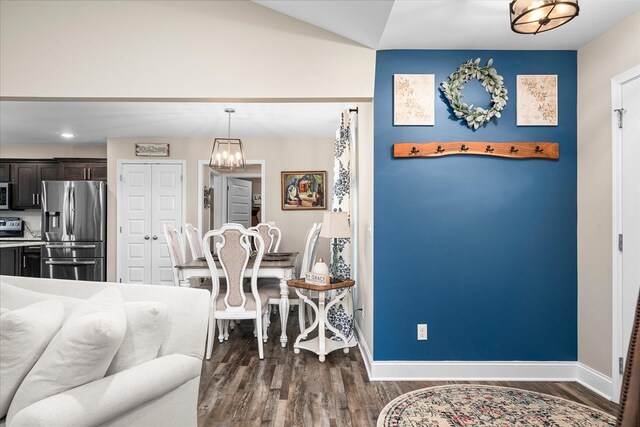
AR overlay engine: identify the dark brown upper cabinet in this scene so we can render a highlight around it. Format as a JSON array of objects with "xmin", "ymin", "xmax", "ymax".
[
  {"xmin": 11, "ymin": 162, "xmax": 59, "ymax": 209},
  {"xmin": 59, "ymin": 160, "xmax": 107, "ymax": 182},
  {"xmin": 0, "ymin": 163, "xmax": 10, "ymax": 182}
]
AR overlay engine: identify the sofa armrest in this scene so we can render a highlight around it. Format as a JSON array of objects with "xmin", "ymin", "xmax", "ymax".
[{"xmin": 10, "ymin": 354, "xmax": 201, "ymax": 427}]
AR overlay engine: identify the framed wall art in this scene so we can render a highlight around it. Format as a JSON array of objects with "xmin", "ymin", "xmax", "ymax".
[
  {"xmin": 281, "ymin": 171, "xmax": 326, "ymax": 210},
  {"xmin": 394, "ymin": 74, "xmax": 435, "ymax": 126},
  {"xmin": 135, "ymin": 143, "xmax": 170, "ymax": 157},
  {"xmin": 517, "ymin": 75, "xmax": 558, "ymax": 126}
]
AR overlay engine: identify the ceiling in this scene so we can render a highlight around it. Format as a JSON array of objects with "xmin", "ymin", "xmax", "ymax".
[
  {"xmin": 2, "ymin": 2, "xmax": 637, "ymax": 146},
  {"xmin": 0, "ymin": 102, "xmax": 352, "ymax": 145},
  {"xmin": 254, "ymin": 0, "xmax": 640, "ymax": 50}
]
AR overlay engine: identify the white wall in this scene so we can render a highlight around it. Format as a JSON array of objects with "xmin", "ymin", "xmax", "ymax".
[
  {"xmin": 577, "ymin": 12, "xmax": 640, "ymax": 377},
  {"xmin": 354, "ymin": 103, "xmax": 374, "ymax": 357},
  {"xmin": 0, "ymin": 0, "xmax": 375, "ymax": 100}
]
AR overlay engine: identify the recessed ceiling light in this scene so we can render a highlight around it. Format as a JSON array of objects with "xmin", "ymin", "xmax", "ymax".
[{"xmin": 60, "ymin": 132, "xmax": 75, "ymax": 139}]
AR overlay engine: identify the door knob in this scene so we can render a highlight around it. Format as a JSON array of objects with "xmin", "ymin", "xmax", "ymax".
[
  {"xmin": 152, "ymin": 235, "xmax": 158, "ymax": 240},
  {"xmin": 144, "ymin": 235, "xmax": 150, "ymax": 240}
]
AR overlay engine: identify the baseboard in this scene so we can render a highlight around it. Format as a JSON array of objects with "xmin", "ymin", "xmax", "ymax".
[
  {"xmin": 352, "ymin": 328, "xmax": 613, "ymax": 401},
  {"xmin": 368, "ymin": 360, "xmax": 578, "ymax": 382},
  {"xmin": 576, "ymin": 362, "xmax": 614, "ymax": 401},
  {"xmin": 355, "ymin": 321, "xmax": 373, "ymax": 380}
]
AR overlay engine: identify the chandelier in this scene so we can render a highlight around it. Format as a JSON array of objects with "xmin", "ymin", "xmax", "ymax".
[
  {"xmin": 210, "ymin": 108, "xmax": 246, "ymax": 171},
  {"xmin": 510, "ymin": 1, "xmax": 579, "ymax": 35}
]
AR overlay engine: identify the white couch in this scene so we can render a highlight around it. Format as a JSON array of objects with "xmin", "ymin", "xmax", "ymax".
[{"xmin": 0, "ymin": 275, "xmax": 210, "ymax": 427}]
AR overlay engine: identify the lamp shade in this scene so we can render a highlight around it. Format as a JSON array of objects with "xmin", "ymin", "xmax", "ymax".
[
  {"xmin": 510, "ymin": 0, "xmax": 579, "ymax": 35},
  {"xmin": 319, "ymin": 212, "xmax": 351, "ymax": 239}
]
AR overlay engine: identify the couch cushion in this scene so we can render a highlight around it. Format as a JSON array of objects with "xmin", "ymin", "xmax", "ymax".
[
  {"xmin": 1, "ymin": 276, "xmax": 211, "ymax": 361},
  {"xmin": 0, "ymin": 300, "xmax": 64, "ymax": 418},
  {"xmin": 106, "ymin": 301, "xmax": 169, "ymax": 375},
  {"xmin": 6, "ymin": 287, "xmax": 126, "ymax": 424},
  {"xmin": 0, "ymin": 283, "xmax": 80, "ymax": 318}
]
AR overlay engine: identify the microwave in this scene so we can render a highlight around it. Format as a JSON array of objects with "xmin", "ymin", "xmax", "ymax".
[{"xmin": 0, "ymin": 183, "xmax": 11, "ymax": 210}]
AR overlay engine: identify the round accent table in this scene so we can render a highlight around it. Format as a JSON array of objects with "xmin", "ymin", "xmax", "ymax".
[{"xmin": 287, "ymin": 278, "xmax": 355, "ymax": 362}]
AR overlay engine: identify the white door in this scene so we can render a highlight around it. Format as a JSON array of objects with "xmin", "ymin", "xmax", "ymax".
[
  {"xmin": 621, "ymin": 75, "xmax": 640, "ymax": 374},
  {"xmin": 227, "ymin": 177, "xmax": 252, "ymax": 228},
  {"xmin": 119, "ymin": 162, "xmax": 183, "ymax": 285},
  {"xmin": 151, "ymin": 164, "xmax": 184, "ymax": 286},
  {"xmin": 120, "ymin": 164, "xmax": 152, "ymax": 284}
]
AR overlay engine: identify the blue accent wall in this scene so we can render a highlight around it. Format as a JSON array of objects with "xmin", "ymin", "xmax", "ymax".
[{"xmin": 374, "ymin": 50, "xmax": 577, "ymax": 361}]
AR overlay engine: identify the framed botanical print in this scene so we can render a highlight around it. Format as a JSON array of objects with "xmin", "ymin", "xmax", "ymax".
[
  {"xmin": 517, "ymin": 75, "xmax": 558, "ymax": 126},
  {"xmin": 394, "ymin": 74, "xmax": 435, "ymax": 126},
  {"xmin": 281, "ymin": 171, "xmax": 326, "ymax": 210}
]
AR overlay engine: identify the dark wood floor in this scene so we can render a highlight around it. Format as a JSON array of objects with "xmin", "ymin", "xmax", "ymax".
[{"xmin": 197, "ymin": 312, "xmax": 618, "ymax": 426}]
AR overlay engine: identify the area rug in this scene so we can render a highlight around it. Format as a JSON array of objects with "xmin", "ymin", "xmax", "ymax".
[{"xmin": 377, "ymin": 385, "xmax": 615, "ymax": 426}]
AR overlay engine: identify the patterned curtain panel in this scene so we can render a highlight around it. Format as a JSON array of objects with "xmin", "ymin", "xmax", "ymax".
[{"xmin": 327, "ymin": 110, "xmax": 357, "ymax": 346}]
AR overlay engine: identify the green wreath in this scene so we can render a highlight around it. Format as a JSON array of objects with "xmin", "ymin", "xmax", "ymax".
[{"xmin": 440, "ymin": 58, "xmax": 508, "ymax": 130}]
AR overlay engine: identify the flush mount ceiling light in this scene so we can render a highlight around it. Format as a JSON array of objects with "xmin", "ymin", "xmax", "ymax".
[
  {"xmin": 209, "ymin": 108, "xmax": 246, "ymax": 171},
  {"xmin": 60, "ymin": 132, "xmax": 75, "ymax": 138},
  {"xmin": 510, "ymin": 0, "xmax": 579, "ymax": 35}
]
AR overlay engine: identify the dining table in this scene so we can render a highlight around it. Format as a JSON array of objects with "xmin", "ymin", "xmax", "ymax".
[{"xmin": 175, "ymin": 252, "xmax": 298, "ymax": 348}]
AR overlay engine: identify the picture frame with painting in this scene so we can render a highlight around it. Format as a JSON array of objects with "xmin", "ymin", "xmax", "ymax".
[{"xmin": 281, "ymin": 171, "xmax": 326, "ymax": 210}]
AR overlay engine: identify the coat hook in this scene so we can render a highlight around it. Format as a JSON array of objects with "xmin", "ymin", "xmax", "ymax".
[
  {"xmin": 410, "ymin": 146, "xmax": 420, "ymax": 155},
  {"xmin": 485, "ymin": 145, "xmax": 494, "ymax": 153},
  {"xmin": 460, "ymin": 144, "xmax": 469, "ymax": 152},
  {"xmin": 436, "ymin": 145, "xmax": 445, "ymax": 153},
  {"xmin": 535, "ymin": 146, "xmax": 544, "ymax": 153},
  {"xmin": 510, "ymin": 146, "xmax": 519, "ymax": 153}
]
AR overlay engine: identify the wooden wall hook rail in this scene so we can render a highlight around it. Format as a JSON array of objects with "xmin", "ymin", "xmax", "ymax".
[{"xmin": 394, "ymin": 142, "xmax": 559, "ymax": 160}]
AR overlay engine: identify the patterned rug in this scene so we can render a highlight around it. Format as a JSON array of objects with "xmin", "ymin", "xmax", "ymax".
[{"xmin": 377, "ymin": 385, "xmax": 616, "ymax": 426}]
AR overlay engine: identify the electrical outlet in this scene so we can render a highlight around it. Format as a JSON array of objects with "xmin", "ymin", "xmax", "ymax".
[{"xmin": 417, "ymin": 324, "xmax": 428, "ymax": 340}]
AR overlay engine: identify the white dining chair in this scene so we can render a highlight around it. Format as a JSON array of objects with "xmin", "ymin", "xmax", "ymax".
[
  {"xmin": 184, "ymin": 222, "xmax": 204, "ymax": 260},
  {"xmin": 163, "ymin": 223, "xmax": 186, "ymax": 287},
  {"xmin": 202, "ymin": 224, "xmax": 271, "ymax": 360},
  {"xmin": 249, "ymin": 223, "xmax": 281, "ymax": 253},
  {"xmin": 249, "ymin": 222, "xmax": 283, "ymax": 316},
  {"xmin": 256, "ymin": 222, "xmax": 322, "ymax": 341}
]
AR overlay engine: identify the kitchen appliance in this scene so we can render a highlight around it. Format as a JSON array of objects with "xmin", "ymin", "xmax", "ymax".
[
  {"xmin": 0, "ymin": 183, "xmax": 11, "ymax": 210},
  {"xmin": 41, "ymin": 180, "xmax": 106, "ymax": 282},
  {"xmin": 0, "ymin": 217, "xmax": 23, "ymax": 237}
]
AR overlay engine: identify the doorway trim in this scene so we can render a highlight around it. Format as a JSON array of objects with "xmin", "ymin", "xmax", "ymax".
[
  {"xmin": 116, "ymin": 159, "xmax": 187, "ymax": 284},
  {"xmin": 611, "ymin": 65, "xmax": 640, "ymax": 403},
  {"xmin": 197, "ymin": 159, "xmax": 266, "ymax": 232}
]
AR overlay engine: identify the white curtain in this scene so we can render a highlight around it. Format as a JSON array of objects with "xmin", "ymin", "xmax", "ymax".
[{"xmin": 327, "ymin": 109, "xmax": 357, "ymax": 346}]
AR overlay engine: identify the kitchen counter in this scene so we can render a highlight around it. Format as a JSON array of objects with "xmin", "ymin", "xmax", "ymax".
[{"xmin": 0, "ymin": 240, "xmax": 45, "ymax": 249}]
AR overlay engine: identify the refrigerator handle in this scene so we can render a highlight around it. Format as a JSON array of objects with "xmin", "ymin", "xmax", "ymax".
[
  {"xmin": 69, "ymin": 186, "xmax": 76, "ymax": 236},
  {"xmin": 65, "ymin": 185, "xmax": 72, "ymax": 236}
]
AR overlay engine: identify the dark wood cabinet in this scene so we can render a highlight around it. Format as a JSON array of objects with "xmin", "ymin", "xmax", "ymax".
[
  {"xmin": 0, "ymin": 245, "xmax": 42, "ymax": 277},
  {"xmin": 12, "ymin": 163, "xmax": 38, "ymax": 209},
  {"xmin": 0, "ymin": 163, "xmax": 10, "ymax": 182},
  {"xmin": 0, "ymin": 247, "xmax": 19, "ymax": 276},
  {"xmin": 4, "ymin": 158, "xmax": 105, "ymax": 209},
  {"xmin": 11, "ymin": 161, "xmax": 58, "ymax": 209},
  {"xmin": 59, "ymin": 163, "xmax": 87, "ymax": 180},
  {"xmin": 59, "ymin": 161, "xmax": 107, "ymax": 181},
  {"xmin": 39, "ymin": 163, "xmax": 59, "ymax": 182},
  {"xmin": 87, "ymin": 163, "xmax": 107, "ymax": 181},
  {"xmin": 20, "ymin": 245, "xmax": 42, "ymax": 277}
]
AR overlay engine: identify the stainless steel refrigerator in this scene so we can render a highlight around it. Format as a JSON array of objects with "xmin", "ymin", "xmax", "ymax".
[{"xmin": 41, "ymin": 181, "xmax": 106, "ymax": 281}]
